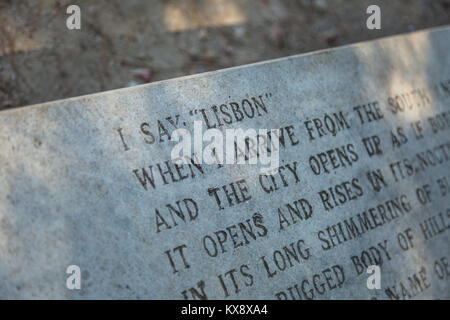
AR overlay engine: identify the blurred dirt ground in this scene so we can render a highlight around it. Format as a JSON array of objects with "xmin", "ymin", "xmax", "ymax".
[{"xmin": 0, "ymin": 0, "xmax": 449, "ymax": 110}]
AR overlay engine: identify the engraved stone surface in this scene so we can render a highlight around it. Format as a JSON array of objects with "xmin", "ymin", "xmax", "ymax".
[{"xmin": 0, "ymin": 27, "xmax": 449, "ymax": 299}]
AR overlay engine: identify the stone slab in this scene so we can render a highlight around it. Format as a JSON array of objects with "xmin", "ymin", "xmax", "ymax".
[{"xmin": 0, "ymin": 26, "xmax": 449, "ymax": 299}]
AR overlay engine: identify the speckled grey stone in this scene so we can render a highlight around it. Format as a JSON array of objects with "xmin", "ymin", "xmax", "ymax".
[{"xmin": 0, "ymin": 27, "xmax": 449, "ymax": 299}]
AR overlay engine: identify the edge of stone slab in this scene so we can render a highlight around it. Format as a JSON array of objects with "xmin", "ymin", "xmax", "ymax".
[{"xmin": 2, "ymin": 24, "xmax": 450, "ymax": 116}]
